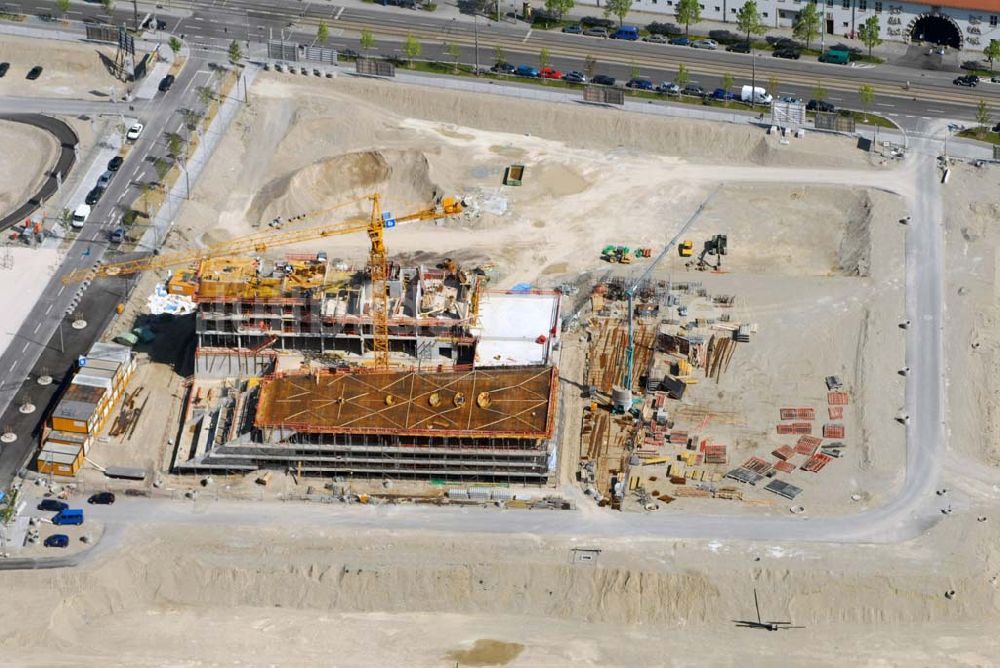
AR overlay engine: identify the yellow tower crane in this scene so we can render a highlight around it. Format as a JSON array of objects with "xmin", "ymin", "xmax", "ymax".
[{"xmin": 62, "ymin": 192, "xmax": 467, "ymax": 369}]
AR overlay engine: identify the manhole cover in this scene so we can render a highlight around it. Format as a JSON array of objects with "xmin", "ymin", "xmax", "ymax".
[
  {"xmin": 0, "ymin": 433, "xmax": 16, "ymax": 444},
  {"xmin": 36, "ymin": 376, "xmax": 52, "ymax": 386},
  {"xmin": 19, "ymin": 403, "xmax": 35, "ymax": 414},
  {"xmin": 71, "ymin": 319, "xmax": 87, "ymax": 330}
]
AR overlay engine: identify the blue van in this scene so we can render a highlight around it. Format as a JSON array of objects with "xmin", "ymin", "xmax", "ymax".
[
  {"xmin": 52, "ymin": 509, "xmax": 84, "ymax": 526},
  {"xmin": 611, "ymin": 26, "xmax": 639, "ymax": 40}
]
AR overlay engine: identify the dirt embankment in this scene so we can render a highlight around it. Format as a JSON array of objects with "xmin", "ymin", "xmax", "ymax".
[{"xmin": 0, "ymin": 119, "xmax": 59, "ymax": 220}]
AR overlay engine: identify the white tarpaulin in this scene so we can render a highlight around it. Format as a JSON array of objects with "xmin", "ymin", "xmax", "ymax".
[{"xmin": 147, "ymin": 283, "xmax": 195, "ymax": 316}]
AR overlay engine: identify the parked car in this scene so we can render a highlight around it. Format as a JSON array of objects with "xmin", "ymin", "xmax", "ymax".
[
  {"xmin": 726, "ymin": 42, "xmax": 751, "ymax": 53},
  {"xmin": 592, "ymin": 74, "xmax": 616, "ymax": 86},
  {"xmin": 561, "ymin": 24, "xmax": 582, "ymax": 34},
  {"xmin": 562, "ymin": 71, "xmax": 586, "ymax": 84},
  {"xmin": 26, "ymin": 65, "xmax": 43, "ymax": 80},
  {"xmin": 38, "ymin": 499, "xmax": 68, "ymax": 512},
  {"xmin": 681, "ymin": 84, "xmax": 705, "ymax": 97},
  {"xmin": 656, "ymin": 81, "xmax": 680, "ymax": 95},
  {"xmin": 818, "ymin": 48, "xmax": 851, "ymax": 64},
  {"xmin": 711, "ymin": 87, "xmax": 735, "ymax": 100},
  {"xmin": 539, "ymin": 67, "xmax": 563, "ymax": 79},
  {"xmin": 779, "ymin": 95, "xmax": 803, "ymax": 104},
  {"xmin": 71, "ymin": 204, "xmax": 91, "ymax": 229},
  {"xmin": 626, "ymin": 78, "xmax": 654, "ymax": 90},
  {"xmin": 126, "ymin": 122, "xmax": 144, "ymax": 141},
  {"xmin": 158, "ymin": 74, "xmax": 175, "ymax": 92},
  {"xmin": 107, "ymin": 156, "xmax": 124, "ymax": 172},
  {"xmin": 806, "ymin": 99, "xmax": 836, "ymax": 112},
  {"xmin": 692, "ymin": 39, "xmax": 719, "ymax": 50},
  {"xmin": 772, "ymin": 48, "xmax": 801, "ymax": 59},
  {"xmin": 88, "ymin": 492, "xmax": 116, "ymax": 505},
  {"xmin": 491, "ymin": 61, "xmax": 515, "ymax": 74},
  {"xmin": 52, "ymin": 509, "xmax": 84, "ymax": 526},
  {"xmin": 642, "ymin": 34, "xmax": 668, "ymax": 43},
  {"xmin": 583, "ymin": 27, "xmax": 609, "ymax": 38},
  {"xmin": 0, "ymin": 62, "xmax": 8, "ymax": 77},
  {"xmin": 85, "ymin": 186, "xmax": 105, "ymax": 206},
  {"xmin": 97, "ymin": 170, "xmax": 114, "ymax": 189},
  {"xmin": 110, "ymin": 227, "xmax": 125, "ymax": 244},
  {"xmin": 515, "ymin": 64, "xmax": 540, "ymax": 77},
  {"xmin": 992, "ymin": 75, "xmax": 1000, "ymax": 83},
  {"xmin": 993, "ymin": 122, "xmax": 1000, "ymax": 133},
  {"xmin": 953, "ymin": 75, "xmax": 978, "ymax": 87},
  {"xmin": 44, "ymin": 534, "xmax": 70, "ymax": 548},
  {"xmin": 669, "ymin": 36, "xmax": 691, "ymax": 46},
  {"xmin": 741, "ymin": 85, "xmax": 772, "ymax": 104},
  {"xmin": 610, "ymin": 25, "xmax": 639, "ymax": 40}
]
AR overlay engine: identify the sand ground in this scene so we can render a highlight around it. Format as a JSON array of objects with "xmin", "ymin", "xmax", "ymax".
[
  {"xmin": 0, "ymin": 119, "xmax": 58, "ymax": 221},
  {"xmin": 47, "ymin": 72, "xmax": 1000, "ymax": 664},
  {"xmin": 0, "ymin": 34, "xmax": 125, "ymax": 99}
]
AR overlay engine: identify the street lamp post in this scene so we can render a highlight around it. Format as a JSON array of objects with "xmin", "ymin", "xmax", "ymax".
[
  {"xmin": 474, "ymin": 13, "xmax": 480, "ymax": 74},
  {"xmin": 750, "ymin": 51, "xmax": 756, "ymax": 110}
]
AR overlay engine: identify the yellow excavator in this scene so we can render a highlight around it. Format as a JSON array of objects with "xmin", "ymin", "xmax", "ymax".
[{"xmin": 62, "ymin": 192, "xmax": 467, "ymax": 369}]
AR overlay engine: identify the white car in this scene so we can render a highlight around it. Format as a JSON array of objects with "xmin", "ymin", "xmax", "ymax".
[
  {"xmin": 692, "ymin": 39, "xmax": 719, "ymax": 50},
  {"xmin": 71, "ymin": 204, "xmax": 91, "ymax": 229},
  {"xmin": 126, "ymin": 122, "xmax": 143, "ymax": 141}
]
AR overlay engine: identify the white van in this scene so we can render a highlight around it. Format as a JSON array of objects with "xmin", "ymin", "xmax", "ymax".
[
  {"xmin": 71, "ymin": 204, "xmax": 91, "ymax": 229},
  {"xmin": 740, "ymin": 85, "xmax": 772, "ymax": 105}
]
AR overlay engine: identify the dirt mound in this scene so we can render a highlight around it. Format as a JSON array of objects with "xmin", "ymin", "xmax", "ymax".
[{"xmin": 248, "ymin": 149, "xmax": 438, "ymax": 226}]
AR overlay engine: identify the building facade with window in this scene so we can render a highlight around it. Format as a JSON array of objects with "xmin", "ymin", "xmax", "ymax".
[{"xmin": 582, "ymin": 0, "xmax": 999, "ymax": 50}]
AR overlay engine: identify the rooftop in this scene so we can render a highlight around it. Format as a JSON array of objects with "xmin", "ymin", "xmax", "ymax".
[{"xmin": 255, "ymin": 365, "xmax": 558, "ymax": 438}]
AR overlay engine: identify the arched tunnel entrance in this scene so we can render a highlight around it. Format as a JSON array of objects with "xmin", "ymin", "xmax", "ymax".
[{"xmin": 910, "ymin": 14, "xmax": 962, "ymax": 48}]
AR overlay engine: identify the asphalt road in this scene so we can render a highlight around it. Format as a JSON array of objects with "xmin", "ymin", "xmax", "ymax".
[
  {"xmin": 0, "ymin": 32, "xmax": 218, "ymax": 482},
  {"xmin": 14, "ymin": 0, "xmax": 999, "ymax": 121},
  {"xmin": 0, "ymin": 114, "xmax": 77, "ymax": 231}
]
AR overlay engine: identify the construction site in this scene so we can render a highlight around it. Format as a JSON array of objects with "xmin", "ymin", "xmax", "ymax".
[{"xmin": 42, "ymin": 68, "xmax": 911, "ymax": 511}]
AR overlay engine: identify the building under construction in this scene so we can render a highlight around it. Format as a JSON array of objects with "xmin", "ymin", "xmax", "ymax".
[
  {"xmin": 172, "ymin": 365, "xmax": 559, "ymax": 481},
  {"xmin": 175, "ymin": 253, "xmax": 561, "ymax": 376}
]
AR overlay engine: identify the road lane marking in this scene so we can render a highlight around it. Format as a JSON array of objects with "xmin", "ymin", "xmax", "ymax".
[
  {"xmin": 45, "ymin": 304, "xmax": 52, "ymax": 315},
  {"xmin": 335, "ymin": 6, "xmax": 345, "ymax": 20},
  {"xmin": 57, "ymin": 285, "xmax": 65, "ymax": 296},
  {"xmin": 522, "ymin": 29, "xmax": 532, "ymax": 43},
  {"xmin": 21, "ymin": 342, "xmax": 29, "ymax": 353},
  {"xmin": 33, "ymin": 323, "xmax": 40, "ymax": 334}
]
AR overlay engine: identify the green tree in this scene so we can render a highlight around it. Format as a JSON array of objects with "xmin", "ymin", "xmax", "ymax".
[
  {"xmin": 767, "ymin": 74, "xmax": 779, "ymax": 98},
  {"xmin": 675, "ymin": 63, "xmax": 690, "ymax": 87},
  {"xmin": 360, "ymin": 29, "xmax": 376, "ymax": 55},
  {"xmin": 494, "ymin": 45, "xmax": 506, "ymax": 66},
  {"xmin": 317, "ymin": 21, "xmax": 330, "ymax": 45},
  {"xmin": 857, "ymin": 15, "xmax": 882, "ymax": 58},
  {"xmin": 197, "ymin": 85, "xmax": 214, "ymax": 107},
  {"xmin": 584, "ymin": 55, "xmax": 598, "ymax": 79},
  {"xmin": 445, "ymin": 42, "xmax": 461, "ymax": 73},
  {"xmin": 227, "ymin": 39, "xmax": 243, "ymax": 66},
  {"xmin": 976, "ymin": 99, "xmax": 992, "ymax": 138},
  {"xmin": 403, "ymin": 33, "xmax": 422, "ymax": 66},
  {"xmin": 55, "ymin": 0, "xmax": 70, "ymax": 16},
  {"xmin": 603, "ymin": 0, "xmax": 633, "ymax": 27},
  {"xmin": 168, "ymin": 36, "xmax": 182, "ymax": 56},
  {"xmin": 792, "ymin": 2, "xmax": 820, "ymax": 50},
  {"xmin": 812, "ymin": 80, "xmax": 827, "ymax": 101},
  {"xmin": 138, "ymin": 181, "xmax": 154, "ymax": 216},
  {"xmin": 984, "ymin": 39, "xmax": 1000, "ymax": 72},
  {"xmin": 59, "ymin": 208, "xmax": 72, "ymax": 230},
  {"xmin": 858, "ymin": 84, "xmax": 875, "ymax": 120},
  {"xmin": 182, "ymin": 108, "xmax": 203, "ymax": 130},
  {"xmin": 539, "ymin": 47, "xmax": 550, "ymax": 69},
  {"xmin": 629, "ymin": 61, "xmax": 640, "ymax": 80},
  {"xmin": 721, "ymin": 72, "xmax": 734, "ymax": 103},
  {"xmin": 544, "ymin": 0, "xmax": 574, "ymax": 20},
  {"xmin": 153, "ymin": 157, "xmax": 170, "ymax": 185},
  {"xmin": 166, "ymin": 132, "xmax": 184, "ymax": 158},
  {"xmin": 101, "ymin": 0, "xmax": 114, "ymax": 11},
  {"xmin": 675, "ymin": 0, "xmax": 701, "ymax": 36},
  {"xmin": 736, "ymin": 0, "xmax": 767, "ymax": 45}
]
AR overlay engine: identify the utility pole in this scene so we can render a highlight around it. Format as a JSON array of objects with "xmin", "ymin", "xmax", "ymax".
[
  {"xmin": 474, "ymin": 13, "xmax": 480, "ymax": 74},
  {"xmin": 133, "ymin": 0, "xmax": 139, "ymax": 30},
  {"xmin": 750, "ymin": 51, "xmax": 756, "ymax": 110}
]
